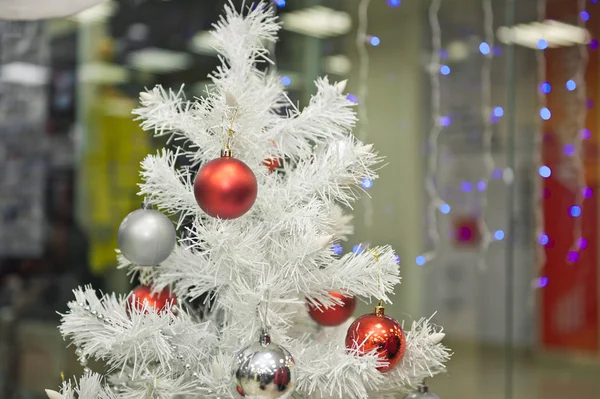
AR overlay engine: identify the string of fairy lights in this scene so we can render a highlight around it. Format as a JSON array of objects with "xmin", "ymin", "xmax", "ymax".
[
  {"xmin": 476, "ymin": 0, "xmax": 496, "ymax": 270},
  {"xmin": 420, "ymin": 0, "xmax": 444, "ymax": 266},
  {"xmin": 533, "ymin": 0, "xmax": 547, "ymax": 288},
  {"xmin": 418, "ymin": 0, "xmax": 505, "ymax": 268},
  {"xmin": 535, "ymin": 0, "xmax": 590, "ymax": 278},
  {"xmin": 567, "ymin": 0, "xmax": 589, "ymax": 261}
]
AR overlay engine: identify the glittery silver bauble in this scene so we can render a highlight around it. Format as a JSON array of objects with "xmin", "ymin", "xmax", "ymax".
[
  {"xmin": 404, "ymin": 383, "xmax": 441, "ymax": 399},
  {"xmin": 117, "ymin": 206, "xmax": 176, "ymax": 266},
  {"xmin": 233, "ymin": 331, "xmax": 297, "ymax": 398}
]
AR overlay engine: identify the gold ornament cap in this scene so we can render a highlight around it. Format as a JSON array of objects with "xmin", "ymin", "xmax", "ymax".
[{"xmin": 374, "ymin": 300, "xmax": 385, "ymax": 317}]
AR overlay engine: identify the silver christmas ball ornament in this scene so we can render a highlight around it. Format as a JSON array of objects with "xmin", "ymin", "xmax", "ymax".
[
  {"xmin": 233, "ymin": 331, "xmax": 297, "ymax": 398},
  {"xmin": 404, "ymin": 382, "xmax": 441, "ymax": 399},
  {"xmin": 118, "ymin": 204, "xmax": 176, "ymax": 266}
]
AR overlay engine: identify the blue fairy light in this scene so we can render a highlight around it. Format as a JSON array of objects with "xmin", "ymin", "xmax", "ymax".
[
  {"xmin": 540, "ymin": 82, "xmax": 552, "ymax": 94},
  {"xmin": 570, "ymin": 205, "xmax": 582, "ymax": 217},
  {"xmin": 440, "ymin": 203, "xmax": 451, "ymax": 214},
  {"xmin": 369, "ymin": 36, "xmax": 381, "ymax": 46},
  {"xmin": 566, "ymin": 80, "xmax": 577, "ymax": 91},
  {"xmin": 540, "ymin": 107, "xmax": 551, "ymax": 120},
  {"xmin": 281, "ymin": 76, "xmax": 291, "ymax": 86},
  {"xmin": 387, "ymin": 0, "xmax": 401, "ymax": 6},
  {"xmin": 493, "ymin": 106, "xmax": 504, "ymax": 117},
  {"xmin": 538, "ymin": 276, "xmax": 549, "ymax": 288},
  {"xmin": 416, "ymin": 255, "xmax": 426, "ymax": 266},
  {"xmin": 580, "ymin": 10, "xmax": 590, "ymax": 22},
  {"xmin": 361, "ymin": 178, "xmax": 373, "ymax": 189},
  {"xmin": 539, "ymin": 233, "xmax": 549, "ymax": 245},
  {"xmin": 537, "ymin": 39, "xmax": 548, "ymax": 50},
  {"xmin": 352, "ymin": 244, "xmax": 366, "ymax": 254},
  {"xmin": 332, "ymin": 243, "xmax": 343, "ymax": 255},
  {"xmin": 440, "ymin": 65, "xmax": 451, "ymax": 75},
  {"xmin": 479, "ymin": 42, "xmax": 491, "ymax": 55},
  {"xmin": 494, "ymin": 230, "xmax": 505, "ymax": 240},
  {"xmin": 538, "ymin": 165, "xmax": 551, "ymax": 178}
]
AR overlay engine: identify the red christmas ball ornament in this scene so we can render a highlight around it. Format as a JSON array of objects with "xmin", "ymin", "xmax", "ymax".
[
  {"xmin": 193, "ymin": 150, "xmax": 258, "ymax": 219},
  {"xmin": 263, "ymin": 157, "xmax": 280, "ymax": 173},
  {"xmin": 126, "ymin": 286, "xmax": 177, "ymax": 315},
  {"xmin": 345, "ymin": 302, "xmax": 406, "ymax": 373},
  {"xmin": 307, "ymin": 292, "xmax": 357, "ymax": 327}
]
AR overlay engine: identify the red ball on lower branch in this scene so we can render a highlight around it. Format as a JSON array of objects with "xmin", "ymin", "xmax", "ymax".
[
  {"xmin": 307, "ymin": 292, "xmax": 357, "ymax": 327},
  {"xmin": 345, "ymin": 304, "xmax": 406, "ymax": 373},
  {"xmin": 193, "ymin": 151, "xmax": 258, "ymax": 219},
  {"xmin": 126, "ymin": 286, "xmax": 177, "ymax": 315}
]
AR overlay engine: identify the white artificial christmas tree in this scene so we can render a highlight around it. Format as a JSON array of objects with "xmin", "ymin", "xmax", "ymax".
[{"xmin": 52, "ymin": 3, "xmax": 450, "ymax": 399}]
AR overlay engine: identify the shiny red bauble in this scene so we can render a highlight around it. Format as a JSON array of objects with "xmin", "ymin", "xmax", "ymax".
[
  {"xmin": 345, "ymin": 306, "xmax": 406, "ymax": 373},
  {"xmin": 193, "ymin": 152, "xmax": 258, "ymax": 219},
  {"xmin": 263, "ymin": 158, "xmax": 280, "ymax": 173},
  {"xmin": 307, "ymin": 292, "xmax": 357, "ymax": 327},
  {"xmin": 126, "ymin": 286, "xmax": 177, "ymax": 315}
]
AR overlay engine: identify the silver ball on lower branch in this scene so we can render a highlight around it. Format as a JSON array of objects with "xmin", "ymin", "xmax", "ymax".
[{"xmin": 233, "ymin": 330, "xmax": 297, "ymax": 399}]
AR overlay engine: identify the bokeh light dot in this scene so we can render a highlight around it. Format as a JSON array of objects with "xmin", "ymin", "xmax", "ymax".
[
  {"xmin": 440, "ymin": 203, "xmax": 451, "ymax": 214},
  {"xmin": 352, "ymin": 244, "xmax": 366, "ymax": 254},
  {"xmin": 346, "ymin": 93, "xmax": 358, "ymax": 103},
  {"xmin": 479, "ymin": 42, "xmax": 491, "ymax": 55},
  {"xmin": 582, "ymin": 187, "xmax": 593, "ymax": 198},
  {"xmin": 538, "ymin": 276, "xmax": 549, "ymax": 288},
  {"xmin": 590, "ymin": 39, "xmax": 599, "ymax": 50},
  {"xmin": 275, "ymin": 0, "xmax": 286, "ymax": 7},
  {"xmin": 578, "ymin": 238, "xmax": 588, "ymax": 250},
  {"xmin": 538, "ymin": 165, "xmax": 551, "ymax": 178},
  {"xmin": 563, "ymin": 143, "xmax": 575, "ymax": 156},
  {"xmin": 440, "ymin": 116, "xmax": 451, "ymax": 126},
  {"xmin": 537, "ymin": 39, "xmax": 548, "ymax": 50},
  {"xmin": 477, "ymin": 180, "xmax": 487, "ymax": 191},
  {"xmin": 461, "ymin": 182, "xmax": 473, "ymax": 192},
  {"xmin": 387, "ymin": 0, "xmax": 401, "ymax": 7},
  {"xmin": 332, "ymin": 243, "xmax": 343, "ymax": 255},
  {"xmin": 581, "ymin": 128, "xmax": 591, "ymax": 140},
  {"xmin": 493, "ymin": 106, "xmax": 504, "ymax": 117},
  {"xmin": 281, "ymin": 76, "xmax": 291, "ymax": 86},
  {"xmin": 440, "ymin": 65, "xmax": 451, "ymax": 75},
  {"xmin": 566, "ymin": 79, "xmax": 577, "ymax": 91},
  {"xmin": 570, "ymin": 205, "xmax": 582, "ymax": 217},
  {"xmin": 539, "ymin": 233, "xmax": 549, "ymax": 246},
  {"xmin": 492, "ymin": 168, "xmax": 503, "ymax": 179},
  {"xmin": 540, "ymin": 82, "xmax": 552, "ymax": 94},
  {"xmin": 540, "ymin": 107, "xmax": 551, "ymax": 120},
  {"xmin": 361, "ymin": 177, "xmax": 373, "ymax": 189},
  {"xmin": 369, "ymin": 36, "xmax": 381, "ymax": 46},
  {"xmin": 494, "ymin": 230, "xmax": 505, "ymax": 240},
  {"xmin": 580, "ymin": 10, "xmax": 590, "ymax": 21},
  {"xmin": 567, "ymin": 251, "xmax": 579, "ymax": 263},
  {"xmin": 416, "ymin": 256, "xmax": 426, "ymax": 266}
]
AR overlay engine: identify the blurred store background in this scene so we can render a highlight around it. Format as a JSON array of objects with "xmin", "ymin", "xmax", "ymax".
[{"xmin": 0, "ymin": 0, "xmax": 598, "ymax": 398}]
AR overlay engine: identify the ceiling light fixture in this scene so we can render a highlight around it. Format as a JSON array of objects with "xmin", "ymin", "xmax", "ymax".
[
  {"xmin": 282, "ymin": 6, "xmax": 351, "ymax": 38},
  {"xmin": 189, "ymin": 31, "xmax": 220, "ymax": 56},
  {"xmin": 497, "ymin": 20, "xmax": 591, "ymax": 49},
  {"xmin": 127, "ymin": 47, "xmax": 193, "ymax": 74}
]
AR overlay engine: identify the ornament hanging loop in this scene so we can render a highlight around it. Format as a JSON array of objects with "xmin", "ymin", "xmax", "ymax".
[
  {"xmin": 223, "ymin": 107, "xmax": 239, "ymax": 153},
  {"xmin": 367, "ymin": 247, "xmax": 384, "ymax": 303},
  {"xmin": 141, "ymin": 198, "xmax": 153, "ymax": 210}
]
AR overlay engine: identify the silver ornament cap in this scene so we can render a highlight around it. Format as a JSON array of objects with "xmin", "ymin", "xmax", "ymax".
[
  {"xmin": 117, "ymin": 206, "xmax": 176, "ymax": 267},
  {"xmin": 233, "ymin": 330, "xmax": 297, "ymax": 398},
  {"xmin": 404, "ymin": 382, "xmax": 441, "ymax": 399}
]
